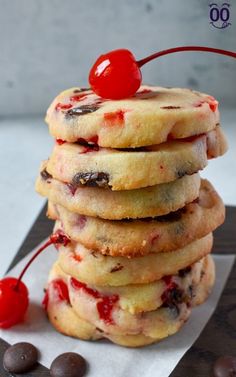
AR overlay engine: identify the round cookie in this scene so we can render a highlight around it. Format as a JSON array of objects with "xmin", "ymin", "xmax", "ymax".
[
  {"xmin": 50, "ymin": 257, "xmax": 206, "ymax": 315},
  {"xmin": 46, "ymin": 269, "xmax": 191, "ymax": 343},
  {"xmin": 56, "ymin": 232, "xmax": 213, "ymax": 286},
  {"xmin": 46, "ymin": 282, "xmax": 189, "ymax": 347},
  {"xmin": 36, "ymin": 168, "xmax": 200, "ymax": 220},
  {"xmin": 46, "ymin": 85, "xmax": 219, "ymax": 148},
  {"xmin": 46, "ymin": 125, "xmax": 227, "ymax": 190},
  {"xmin": 45, "ymin": 256, "xmax": 214, "ymax": 347},
  {"xmin": 68, "ymin": 256, "xmax": 215, "ymax": 336},
  {"xmin": 48, "ymin": 179, "xmax": 225, "ymax": 256}
]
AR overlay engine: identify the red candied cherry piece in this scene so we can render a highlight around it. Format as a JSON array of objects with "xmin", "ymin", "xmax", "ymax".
[
  {"xmin": 208, "ymin": 99, "xmax": 218, "ymax": 112},
  {"xmin": 52, "ymin": 279, "xmax": 70, "ymax": 303},
  {"xmin": 70, "ymin": 94, "xmax": 87, "ymax": 102},
  {"xmin": 0, "ymin": 278, "xmax": 29, "ymax": 329},
  {"xmin": 50, "ymin": 230, "xmax": 70, "ymax": 246},
  {"xmin": 72, "ymin": 254, "xmax": 82, "ymax": 262},
  {"xmin": 97, "ymin": 295, "xmax": 119, "ymax": 325},
  {"xmin": 55, "ymin": 103, "xmax": 73, "ymax": 111},
  {"xmin": 56, "ymin": 139, "xmax": 66, "ymax": 145},
  {"xmin": 104, "ymin": 110, "xmax": 126, "ymax": 126},
  {"xmin": 89, "ymin": 49, "xmax": 142, "ymax": 100},
  {"xmin": 42, "ymin": 290, "xmax": 49, "ymax": 311},
  {"xmin": 70, "ymin": 278, "xmax": 119, "ymax": 325},
  {"xmin": 42, "ymin": 279, "xmax": 70, "ymax": 311}
]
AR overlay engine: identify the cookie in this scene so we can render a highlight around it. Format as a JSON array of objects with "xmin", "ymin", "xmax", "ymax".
[
  {"xmin": 68, "ymin": 256, "xmax": 215, "ymax": 336},
  {"xmin": 49, "ymin": 257, "xmax": 206, "ymax": 315},
  {"xmin": 45, "ymin": 255, "xmax": 214, "ymax": 347},
  {"xmin": 56, "ymin": 232, "xmax": 213, "ymax": 286},
  {"xmin": 46, "ymin": 125, "xmax": 227, "ymax": 190},
  {"xmin": 36, "ymin": 167, "xmax": 200, "ymax": 220},
  {"xmin": 47, "ymin": 179, "xmax": 225, "ymax": 256},
  {"xmin": 46, "ymin": 270, "xmax": 191, "ymax": 342},
  {"xmin": 46, "ymin": 281, "xmax": 190, "ymax": 346},
  {"xmin": 46, "ymin": 85, "xmax": 219, "ymax": 148}
]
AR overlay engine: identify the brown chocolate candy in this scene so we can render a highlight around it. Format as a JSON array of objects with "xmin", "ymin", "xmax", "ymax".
[
  {"xmin": 72, "ymin": 171, "xmax": 110, "ymax": 188},
  {"xmin": 212, "ymin": 356, "xmax": 236, "ymax": 377},
  {"xmin": 66, "ymin": 104, "xmax": 100, "ymax": 117},
  {"xmin": 3, "ymin": 342, "xmax": 38, "ymax": 373},
  {"xmin": 50, "ymin": 352, "xmax": 87, "ymax": 377}
]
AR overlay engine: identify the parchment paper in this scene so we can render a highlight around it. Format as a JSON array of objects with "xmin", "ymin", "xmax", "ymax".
[{"xmin": 0, "ymin": 242, "xmax": 234, "ymax": 377}]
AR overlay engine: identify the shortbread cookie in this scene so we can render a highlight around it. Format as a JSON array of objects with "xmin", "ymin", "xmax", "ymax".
[
  {"xmin": 46, "ymin": 267, "xmax": 191, "ymax": 342},
  {"xmin": 45, "ymin": 256, "xmax": 214, "ymax": 347},
  {"xmin": 48, "ymin": 179, "xmax": 224, "ymax": 256},
  {"xmin": 36, "ymin": 167, "xmax": 200, "ymax": 219},
  {"xmin": 67, "ymin": 256, "xmax": 215, "ymax": 336},
  {"xmin": 46, "ymin": 85, "xmax": 219, "ymax": 148},
  {"xmin": 46, "ymin": 125, "xmax": 227, "ymax": 190},
  {"xmin": 46, "ymin": 279, "xmax": 190, "ymax": 346},
  {"xmin": 50, "ymin": 256, "xmax": 207, "ymax": 315},
  {"xmin": 56, "ymin": 232, "xmax": 213, "ymax": 286}
]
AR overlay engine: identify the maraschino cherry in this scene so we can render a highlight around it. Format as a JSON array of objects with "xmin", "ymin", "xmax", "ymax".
[
  {"xmin": 0, "ymin": 231, "xmax": 70, "ymax": 329},
  {"xmin": 89, "ymin": 46, "xmax": 236, "ymax": 99}
]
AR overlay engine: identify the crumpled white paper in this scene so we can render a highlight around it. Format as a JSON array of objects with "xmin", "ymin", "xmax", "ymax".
[{"xmin": 0, "ymin": 242, "xmax": 235, "ymax": 377}]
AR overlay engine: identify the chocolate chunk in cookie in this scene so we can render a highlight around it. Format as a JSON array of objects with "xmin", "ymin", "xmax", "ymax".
[{"xmin": 72, "ymin": 172, "xmax": 110, "ymax": 188}]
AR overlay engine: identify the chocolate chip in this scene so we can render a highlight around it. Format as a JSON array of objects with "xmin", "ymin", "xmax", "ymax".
[
  {"xmin": 201, "ymin": 270, "xmax": 206, "ymax": 279},
  {"xmin": 50, "ymin": 352, "xmax": 87, "ymax": 377},
  {"xmin": 162, "ymin": 287, "xmax": 184, "ymax": 313},
  {"xmin": 3, "ymin": 342, "xmax": 38, "ymax": 374},
  {"xmin": 161, "ymin": 106, "xmax": 182, "ymax": 109},
  {"xmin": 110, "ymin": 264, "xmax": 124, "ymax": 273},
  {"xmin": 188, "ymin": 285, "xmax": 194, "ymax": 299},
  {"xmin": 66, "ymin": 104, "xmax": 100, "ymax": 117},
  {"xmin": 176, "ymin": 169, "xmax": 187, "ymax": 178},
  {"xmin": 178, "ymin": 266, "xmax": 192, "ymax": 278},
  {"xmin": 73, "ymin": 88, "xmax": 91, "ymax": 93},
  {"xmin": 155, "ymin": 209, "xmax": 184, "ymax": 222},
  {"xmin": 96, "ymin": 327, "xmax": 104, "ymax": 333},
  {"xmin": 120, "ymin": 208, "xmax": 185, "ymax": 223},
  {"xmin": 212, "ymin": 356, "xmax": 236, "ymax": 377},
  {"xmin": 168, "ymin": 303, "xmax": 180, "ymax": 318},
  {"xmin": 41, "ymin": 168, "xmax": 52, "ymax": 180},
  {"xmin": 77, "ymin": 138, "xmax": 99, "ymax": 151},
  {"xmin": 72, "ymin": 172, "xmax": 110, "ymax": 188}
]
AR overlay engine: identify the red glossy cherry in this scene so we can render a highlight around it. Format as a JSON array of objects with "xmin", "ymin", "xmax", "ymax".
[
  {"xmin": 89, "ymin": 46, "xmax": 236, "ymax": 100},
  {"xmin": 89, "ymin": 49, "xmax": 142, "ymax": 100},
  {"xmin": 0, "ymin": 231, "xmax": 70, "ymax": 329},
  {"xmin": 0, "ymin": 278, "xmax": 29, "ymax": 329}
]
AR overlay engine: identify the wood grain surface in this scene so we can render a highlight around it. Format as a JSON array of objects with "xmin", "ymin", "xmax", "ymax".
[{"xmin": 0, "ymin": 204, "xmax": 235, "ymax": 377}]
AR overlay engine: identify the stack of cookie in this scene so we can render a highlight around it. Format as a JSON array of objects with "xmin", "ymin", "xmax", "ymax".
[{"xmin": 36, "ymin": 85, "xmax": 227, "ymax": 347}]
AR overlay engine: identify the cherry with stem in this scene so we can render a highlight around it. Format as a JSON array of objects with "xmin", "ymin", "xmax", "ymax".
[
  {"xmin": 89, "ymin": 46, "xmax": 236, "ymax": 99},
  {"xmin": 0, "ymin": 231, "xmax": 70, "ymax": 329}
]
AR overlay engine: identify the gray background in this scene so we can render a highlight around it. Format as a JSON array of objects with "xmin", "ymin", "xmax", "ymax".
[{"xmin": 0, "ymin": 0, "xmax": 235, "ymax": 116}]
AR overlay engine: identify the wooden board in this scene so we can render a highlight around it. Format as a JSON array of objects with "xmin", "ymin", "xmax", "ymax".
[{"xmin": 0, "ymin": 205, "xmax": 235, "ymax": 377}]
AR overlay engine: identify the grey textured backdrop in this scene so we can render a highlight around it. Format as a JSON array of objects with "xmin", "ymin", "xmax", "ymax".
[{"xmin": 0, "ymin": 0, "xmax": 235, "ymax": 116}]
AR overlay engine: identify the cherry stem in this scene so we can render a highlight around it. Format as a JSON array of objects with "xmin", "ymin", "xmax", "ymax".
[
  {"xmin": 15, "ymin": 239, "xmax": 53, "ymax": 291},
  {"xmin": 137, "ymin": 46, "xmax": 236, "ymax": 67},
  {"xmin": 14, "ymin": 231, "xmax": 70, "ymax": 291}
]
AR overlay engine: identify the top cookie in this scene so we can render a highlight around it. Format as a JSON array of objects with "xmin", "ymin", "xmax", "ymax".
[{"xmin": 46, "ymin": 85, "xmax": 220, "ymax": 148}]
